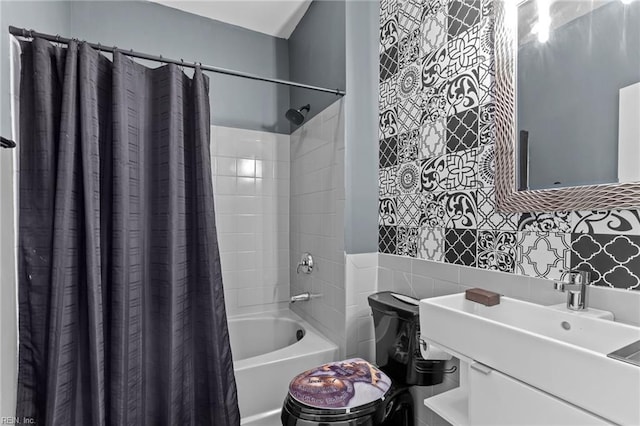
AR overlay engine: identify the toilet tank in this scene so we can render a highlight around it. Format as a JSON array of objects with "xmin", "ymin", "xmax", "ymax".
[{"xmin": 368, "ymin": 291, "xmax": 445, "ymax": 386}]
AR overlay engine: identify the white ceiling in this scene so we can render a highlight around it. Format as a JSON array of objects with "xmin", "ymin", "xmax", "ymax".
[{"xmin": 150, "ymin": 0, "xmax": 312, "ymax": 39}]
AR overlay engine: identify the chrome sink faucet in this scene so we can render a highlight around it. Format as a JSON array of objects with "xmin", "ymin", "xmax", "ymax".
[{"xmin": 554, "ymin": 270, "xmax": 591, "ymax": 311}]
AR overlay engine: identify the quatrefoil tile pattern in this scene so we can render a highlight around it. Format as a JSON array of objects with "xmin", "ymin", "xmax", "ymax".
[
  {"xmin": 515, "ymin": 232, "xmax": 571, "ymax": 280},
  {"xmin": 571, "ymin": 234, "xmax": 640, "ymax": 289},
  {"xmin": 418, "ymin": 226, "xmax": 445, "ymax": 261},
  {"xmin": 421, "ymin": 5, "xmax": 447, "ymax": 55},
  {"xmin": 448, "ymin": 0, "xmax": 481, "ymax": 39},
  {"xmin": 376, "ymin": 0, "xmax": 640, "ymax": 290},
  {"xmin": 420, "ymin": 118, "xmax": 446, "ymax": 159},
  {"xmin": 445, "ymin": 229, "xmax": 477, "ymax": 267},
  {"xmin": 447, "ymin": 108, "xmax": 478, "ymax": 152}
]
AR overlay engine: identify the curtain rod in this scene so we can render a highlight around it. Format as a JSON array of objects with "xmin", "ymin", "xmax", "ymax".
[{"xmin": 8, "ymin": 26, "xmax": 346, "ymax": 97}]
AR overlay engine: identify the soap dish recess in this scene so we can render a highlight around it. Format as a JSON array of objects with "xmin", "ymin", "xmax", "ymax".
[{"xmin": 608, "ymin": 340, "xmax": 640, "ymax": 367}]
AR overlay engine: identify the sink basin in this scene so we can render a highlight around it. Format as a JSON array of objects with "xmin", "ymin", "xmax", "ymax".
[
  {"xmin": 420, "ymin": 293, "xmax": 640, "ymax": 425},
  {"xmin": 547, "ymin": 303, "xmax": 614, "ymax": 321}
]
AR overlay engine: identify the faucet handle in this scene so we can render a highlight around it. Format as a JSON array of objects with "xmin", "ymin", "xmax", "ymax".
[
  {"xmin": 555, "ymin": 269, "xmax": 589, "ymax": 310},
  {"xmin": 572, "ymin": 270, "xmax": 591, "ymax": 285},
  {"xmin": 555, "ymin": 270, "xmax": 574, "ymax": 291},
  {"xmin": 559, "ymin": 269, "xmax": 591, "ymax": 285},
  {"xmin": 559, "ymin": 270, "xmax": 576, "ymax": 284},
  {"xmin": 296, "ymin": 252, "xmax": 314, "ymax": 274}
]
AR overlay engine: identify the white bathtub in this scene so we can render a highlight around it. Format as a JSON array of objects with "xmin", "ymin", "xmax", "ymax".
[{"xmin": 228, "ymin": 310, "xmax": 338, "ymax": 425}]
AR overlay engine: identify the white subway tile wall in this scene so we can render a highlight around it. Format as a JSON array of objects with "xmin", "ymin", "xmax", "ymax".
[
  {"xmin": 210, "ymin": 126, "xmax": 290, "ymax": 316},
  {"xmin": 377, "ymin": 253, "xmax": 640, "ymax": 326},
  {"xmin": 290, "ymin": 99, "xmax": 346, "ymax": 352},
  {"xmin": 345, "ymin": 253, "xmax": 378, "ymax": 360}
]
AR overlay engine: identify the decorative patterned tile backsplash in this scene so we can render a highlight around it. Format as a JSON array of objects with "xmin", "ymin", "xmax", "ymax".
[{"xmin": 378, "ymin": 0, "xmax": 640, "ymax": 290}]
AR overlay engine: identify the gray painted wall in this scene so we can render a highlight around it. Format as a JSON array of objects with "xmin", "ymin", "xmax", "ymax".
[
  {"xmin": 518, "ymin": 1, "xmax": 640, "ymax": 189},
  {"xmin": 1, "ymin": 0, "xmax": 291, "ymax": 136},
  {"xmin": 288, "ymin": 0, "xmax": 346, "ymax": 132},
  {"xmin": 288, "ymin": 0, "xmax": 379, "ymax": 254},
  {"xmin": 70, "ymin": 1, "xmax": 291, "ymax": 134},
  {"xmin": 345, "ymin": 0, "xmax": 379, "ymax": 254}
]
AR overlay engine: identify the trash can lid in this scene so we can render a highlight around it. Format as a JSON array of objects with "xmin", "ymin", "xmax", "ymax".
[
  {"xmin": 367, "ymin": 291, "xmax": 420, "ymax": 318},
  {"xmin": 288, "ymin": 358, "xmax": 392, "ymax": 410}
]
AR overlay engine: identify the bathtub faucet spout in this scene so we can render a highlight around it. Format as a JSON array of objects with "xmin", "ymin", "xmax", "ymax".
[{"xmin": 290, "ymin": 292, "xmax": 312, "ymax": 303}]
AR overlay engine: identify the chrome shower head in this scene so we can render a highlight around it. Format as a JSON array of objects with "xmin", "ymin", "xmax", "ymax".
[{"xmin": 285, "ymin": 104, "xmax": 310, "ymax": 126}]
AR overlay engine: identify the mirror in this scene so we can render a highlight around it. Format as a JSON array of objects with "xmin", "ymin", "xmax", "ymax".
[
  {"xmin": 518, "ymin": 0, "xmax": 640, "ymax": 190},
  {"xmin": 495, "ymin": 0, "xmax": 640, "ymax": 212}
]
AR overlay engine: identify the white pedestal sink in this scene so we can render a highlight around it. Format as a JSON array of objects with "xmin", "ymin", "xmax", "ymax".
[{"xmin": 420, "ymin": 293, "xmax": 640, "ymax": 425}]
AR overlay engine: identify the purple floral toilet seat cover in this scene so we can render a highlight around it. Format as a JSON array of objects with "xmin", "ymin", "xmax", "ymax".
[{"xmin": 288, "ymin": 358, "xmax": 392, "ymax": 410}]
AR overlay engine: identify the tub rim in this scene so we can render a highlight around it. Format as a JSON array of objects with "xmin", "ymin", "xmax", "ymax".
[{"xmin": 228, "ymin": 309, "xmax": 338, "ymax": 372}]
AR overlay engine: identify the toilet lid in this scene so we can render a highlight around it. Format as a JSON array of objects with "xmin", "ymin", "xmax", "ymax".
[{"xmin": 288, "ymin": 358, "xmax": 392, "ymax": 410}]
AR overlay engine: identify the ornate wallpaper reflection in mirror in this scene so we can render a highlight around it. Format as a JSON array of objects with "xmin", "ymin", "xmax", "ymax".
[{"xmin": 495, "ymin": 0, "xmax": 640, "ymax": 212}]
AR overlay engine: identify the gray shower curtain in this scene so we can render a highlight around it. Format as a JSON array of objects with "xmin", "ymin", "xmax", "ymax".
[{"xmin": 16, "ymin": 38, "xmax": 240, "ymax": 426}]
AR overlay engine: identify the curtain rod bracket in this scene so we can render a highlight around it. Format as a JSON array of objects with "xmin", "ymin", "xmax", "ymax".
[{"xmin": 1, "ymin": 136, "xmax": 17, "ymax": 149}]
